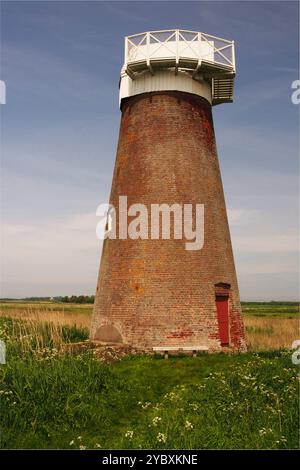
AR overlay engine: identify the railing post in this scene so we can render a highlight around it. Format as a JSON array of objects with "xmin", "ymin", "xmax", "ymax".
[
  {"xmin": 147, "ymin": 32, "xmax": 150, "ymax": 61},
  {"xmin": 146, "ymin": 31, "xmax": 153, "ymax": 74},
  {"xmin": 175, "ymin": 29, "xmax": 179, "ymax": 73},
  {"xmin": 124, "ymin": 36, "xmax": 128, "ymax": 66},
  {"xmin": 232, "ymin": 40, "xmax": 236, "ymax": 73}
]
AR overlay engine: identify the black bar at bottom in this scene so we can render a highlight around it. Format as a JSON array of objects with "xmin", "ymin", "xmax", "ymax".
[{"xmin": 0, "ymin": 449, "xmax": 297, "ymax": 466}]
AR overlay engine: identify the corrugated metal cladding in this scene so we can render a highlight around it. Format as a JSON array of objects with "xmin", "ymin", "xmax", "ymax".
[{"xmin": 119, "ymin": 70, "xmax": 212, "ymax": 107}]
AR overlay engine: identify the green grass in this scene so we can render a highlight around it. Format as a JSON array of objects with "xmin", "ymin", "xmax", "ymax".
[
  {"xmin": 1, "ymin": 300, "xmax": 298, "ymax": 318},
  {"xmin": 245, "ymin": 326, "xmax": 274, "ymax": 335},
  {"xmin": 0, "ymin": 316, "xmax": 298, "ymax": 450},
  {"xmin": 241, "ymin": 302, "xmax": 299, "ymax": 318},
  {"xmin": 0, "ymin": 301, "xmax": 93, "ymax": 314}
]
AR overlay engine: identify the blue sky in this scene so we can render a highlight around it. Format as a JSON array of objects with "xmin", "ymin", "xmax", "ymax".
[{"xmin": 0, "ymin": 1, "xmax": 299, "ymax": 300}]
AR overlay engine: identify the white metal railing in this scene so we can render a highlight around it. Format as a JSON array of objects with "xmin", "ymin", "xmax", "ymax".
[{"xmin": 124, "ymin": 29, "xmax": 235, "ymax": 73}]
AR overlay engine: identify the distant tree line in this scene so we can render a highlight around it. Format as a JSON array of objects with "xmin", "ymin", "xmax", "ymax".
[
  {"xmin": 0, "ymin": 297, "xmax": 52, "ymax": 302},
  {"xmin": 0, "ymin": 296, "xmax": 95, "ymax": 304},
  {"xmin": 57, "ymin": 295, "xmax": 95, "ymax": 304}
]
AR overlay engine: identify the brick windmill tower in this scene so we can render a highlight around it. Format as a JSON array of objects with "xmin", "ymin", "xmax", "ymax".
[{"xmin": 91, "ymin": 29, "xmax": 246, "ymax": 352}]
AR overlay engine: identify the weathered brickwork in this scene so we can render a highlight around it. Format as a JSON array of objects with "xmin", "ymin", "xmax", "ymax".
[{"xmin": 91, "ymin": 91, "xmax": 247, "ymax": 352}]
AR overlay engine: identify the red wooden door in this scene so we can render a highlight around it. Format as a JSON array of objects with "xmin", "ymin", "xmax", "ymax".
[{"xmin": 216, "ymin": 296, "xmax": 229, "ymax": 345}]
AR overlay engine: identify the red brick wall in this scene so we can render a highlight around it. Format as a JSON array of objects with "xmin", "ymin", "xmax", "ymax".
[{"xmin": 91, "ymin": 91, "xmax": 247, "ymax": 352}]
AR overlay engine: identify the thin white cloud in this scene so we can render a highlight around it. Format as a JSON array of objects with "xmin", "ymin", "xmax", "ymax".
[
  {"xmin": 1, "ymin": 212, "xmax": 103, "ymax": 295},
  {"xmin": 2, "ymin": 42, "xmax": 115, "ymax": 102},
  {"xmin": 227, "ymin": 208, "xmax": 259, "ymax": 225},
  {"xmin": 232, "ymin": 234, "xmax": 299, "ymax": 254}
]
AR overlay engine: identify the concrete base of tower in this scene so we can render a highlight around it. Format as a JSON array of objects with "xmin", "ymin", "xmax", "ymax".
[{"xmin": 90, "ymin": 320, "xmax": 247, "ymax": 354}]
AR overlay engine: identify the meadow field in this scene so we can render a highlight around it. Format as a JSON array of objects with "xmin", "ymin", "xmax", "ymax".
[{"xmin": 0, "ymin": 301, "xmax": 299, "ymax": 449}]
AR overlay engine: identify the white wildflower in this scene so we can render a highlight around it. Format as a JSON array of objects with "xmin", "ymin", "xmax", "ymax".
[
  {"xmin": 185, "ymin": 420, "xmax": 193, "ymax": 430},
  {"xmin": 157, "ymin": 432, "xmax": 167, "ymax": 443},
  {"xmin": 141, "ymin": 401, "xmax": 151, "ymax": 409},
  {"xmin": 152, "ymin": 416, "xmax": 162, "ymax": 427}
]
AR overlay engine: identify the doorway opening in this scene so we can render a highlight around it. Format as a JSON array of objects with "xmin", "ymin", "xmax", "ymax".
[{"xmin": 215, "ymin": 294, "xmax": 229, "ymax": 346}]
